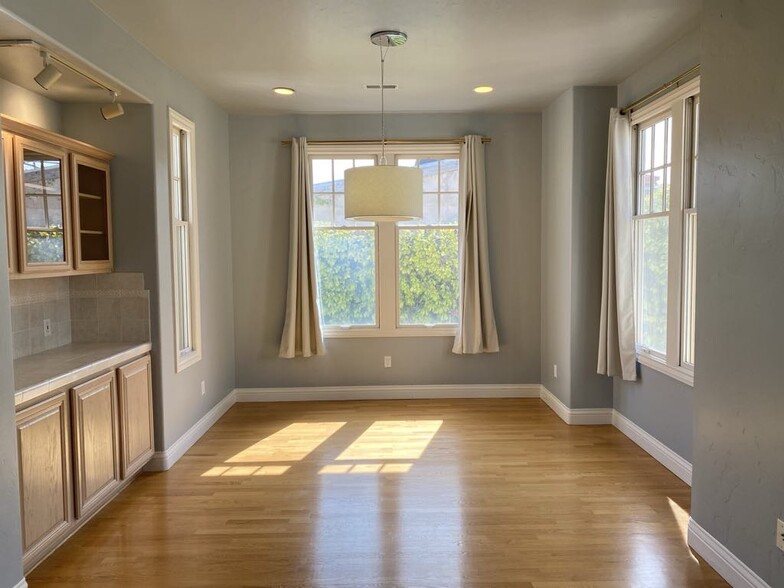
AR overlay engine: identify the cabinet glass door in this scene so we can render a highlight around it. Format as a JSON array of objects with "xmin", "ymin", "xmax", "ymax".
[{"xmin": 16, "ymin": 138, "xmax": 70, "ymax": 271}]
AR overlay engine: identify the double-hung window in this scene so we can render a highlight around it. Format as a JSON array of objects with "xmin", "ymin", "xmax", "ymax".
[
  {"xmin": 310, "ymin": 144, "xmax": 460, "ymax": 337},
  {"xmin": 631, "ymin": 78, "xmax": 699, "ymax": 385},
  {"xmin": 169, "ymin": 108, "xmax": 202, "ymax": 371}
]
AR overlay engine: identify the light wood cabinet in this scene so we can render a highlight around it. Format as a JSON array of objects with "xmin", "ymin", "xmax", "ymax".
[
  {"xmin": 16, "ymin": 391, "xmax": 73, "ymax": 570},
  {"xmin": 71, "ymin": 372, "xmax": 121, "ymax": 518},
  {"xmin": 17, "ymin": 353, "xmax": 154, "ymax": 573},
  {"xmin": 1, "ymin": 114, "xmax": 113, "ymax": 278},
  {"xmin": 71, "ymin": 153, "xmax": 113, "ymax": 272},
  {"xmin": 117, "ymin": 355, "xmax": 155, "ymax": 478}
]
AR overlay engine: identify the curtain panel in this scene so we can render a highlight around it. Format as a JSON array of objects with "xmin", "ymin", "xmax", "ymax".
[
  {"xmin": 279, "ymin": 137, "xmax": 325, "ymax": 358},
  {"xmin": 597, "ymin": 109, "xmax": 637, "ymax": 380},
  {"xmin": 452, "ymin": 135, "xmax": 500, "ymax": 354}
]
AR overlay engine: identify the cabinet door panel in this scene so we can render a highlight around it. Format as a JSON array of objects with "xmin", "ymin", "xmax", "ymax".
[
  {"xmin": 118, "ymin": 355, "xmax": 154, "ymax": 478},
  {"xmin": 16, "ymin": 392, "xmax": 72, "ymax": 564},
  {"xmin": 71, "ymin": 153, "xmax": 113, "ymax": 272},
  {"xmin": 71, "ymin": 371, "xmax": 120, "ymax": 518},
  {"xmin": 14, "ymin": 136, "xmax": 71, "ymax": 273}
]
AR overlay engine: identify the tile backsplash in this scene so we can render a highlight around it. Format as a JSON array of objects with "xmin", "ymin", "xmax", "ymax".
[
  {"xmin": 70, "ymin": 273, "xmax": 150, "ymax": 344},
  {"xmin": 10, "ymin": 277, "xmax": 72, "ymax": 359},
  {"xmin": 10, "ymin": 272, "xmax": 150, "ymax": 360}
]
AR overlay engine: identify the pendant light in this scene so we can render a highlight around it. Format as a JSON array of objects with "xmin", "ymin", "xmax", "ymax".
[{"xmin": 344, "ymin": 31, "xmax": 422, "ymax": 222}]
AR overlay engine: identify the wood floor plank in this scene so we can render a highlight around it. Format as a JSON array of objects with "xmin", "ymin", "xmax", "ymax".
[{"xmin": 28, "ymin": 399, "xmax": 728, "ymax": 587}]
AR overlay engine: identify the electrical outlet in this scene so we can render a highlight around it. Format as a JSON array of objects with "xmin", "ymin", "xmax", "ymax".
[
  {"xmin": 777, "ymin": 518, "xmax": 784, "ymax": 552},
  {"xmin": 553, "ymin": 364, "xmax": 558, "ymax": 378},
  {"xmin": 201, "ymin": 380, "xmax": 206, "ymax": 396},
  {"xmin": 43, "ymin": 319, "xmax": 52, "ymax": 337},
  {"xmin": 384, "ymin": 356, "xmax": 392, "ymax": 368}
]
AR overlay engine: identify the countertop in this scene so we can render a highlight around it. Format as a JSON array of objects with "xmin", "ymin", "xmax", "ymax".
[{"xmin": 14, "ymin": 342, "xmax": 152, "ymax": 407}]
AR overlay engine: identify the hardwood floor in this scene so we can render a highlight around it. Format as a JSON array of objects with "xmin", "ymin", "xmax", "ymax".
[{"xmin": 28, "ymin": 399, "xmax": 728, "ymax": 587}]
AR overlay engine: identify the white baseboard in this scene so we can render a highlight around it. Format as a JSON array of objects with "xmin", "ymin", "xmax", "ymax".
[
  {"xmin": 612, "ymin": 410, "xmax": 692, "ymax": 485},
  {"xmin": 539, "ymin": 386, "xmax": 613, "ymax": 425},
  {"xmin": 145, "ymin": 390, "xmax": 237, "ymax": 472},
  {"xmin": 688, "ymin": 518, "xmax": 772, "ymax": 588},
  {"xmin": 234, "ymin": 383, "xmax": 540, "ymax": 402},
  {"xmin": 13, "ymin": 579, "xmax": 28, "ymax": 588}
]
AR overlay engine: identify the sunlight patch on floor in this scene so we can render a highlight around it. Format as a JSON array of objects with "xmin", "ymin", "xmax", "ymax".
[
  {"xmin": 336, "ymin": 420, "xmax": 443, "ymax": 461},
  {"xmin": 318, "ymin": 462, "xmax": 413, "ymax": 475},
  {"xmin": 226, "ymin": 422, "xmax": 346, "ymax": 463}
]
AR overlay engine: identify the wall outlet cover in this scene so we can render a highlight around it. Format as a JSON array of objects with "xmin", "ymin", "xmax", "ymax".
[
  {"xmin": 777, "ymin": 518, "xmax": 784, "ymax": 552},
  {"xmin": 384, "ymin": 356, "xmax": 392, "ymax": 368},
  {"xmin": 553, "ymin": 364, "xmax": 558, "ymax": 378},
  {"xmin": 43, "ymin": 318, "xmax": 52, "ymax": 337},
  {"xmin": 200, "ymin": 380, "xmax": 206, "ymax": 396}
]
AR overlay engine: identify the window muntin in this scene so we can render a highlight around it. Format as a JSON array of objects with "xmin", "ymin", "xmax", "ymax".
[
  {"xmin": 309, "ymin": 145, "xmax": 460, "ymax": 337},
  {"xmin": 631, "ymin": 79, "xmax": 699, "ymax": 384},
  {"xmin": 169, "ymin": 109, "xmax": 201, "ymax": 371}
]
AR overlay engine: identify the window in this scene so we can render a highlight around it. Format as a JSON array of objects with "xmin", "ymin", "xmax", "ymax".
[
  {"xmin": 169, "ymin": 108, "xmax": 201, "ymax": 371},
  {"xmin": 309, "ymin": 144, "xmax": 460, "ymax": 337},
  {"xmin": 631, "ymin": 78, "xmax": 699, "ymax": 385}
]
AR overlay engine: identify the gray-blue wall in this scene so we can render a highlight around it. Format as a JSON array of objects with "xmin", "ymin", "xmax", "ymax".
[
  {"xmin": 541, "ymin": 86, "xmax": 615, "ymax": 409},
  {"xmin": 692, "ymin": 1, "xmax": 784, "ymax": 584},
  {"xmin": 229, "ymin": 113, "xmax": 542, "ymax": 388}
]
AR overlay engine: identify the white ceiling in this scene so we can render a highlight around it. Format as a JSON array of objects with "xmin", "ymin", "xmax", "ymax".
[{"xmin": 90, "ymin": 0, "xmax": 700, "ymax": 114}]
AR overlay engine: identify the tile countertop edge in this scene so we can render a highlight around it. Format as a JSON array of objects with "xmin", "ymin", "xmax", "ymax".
[{"xmin": 14, "ymin": 342, "xmax": 152, "ymax": 408}]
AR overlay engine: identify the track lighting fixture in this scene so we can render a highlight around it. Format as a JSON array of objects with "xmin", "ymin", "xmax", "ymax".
[
  {"xmin": 100, "ymin": 91, "xmax": 125, "ymax": 120},
  {"xmin": 33, "ymin": 51, "xmax": 62, "ymax": 90}
]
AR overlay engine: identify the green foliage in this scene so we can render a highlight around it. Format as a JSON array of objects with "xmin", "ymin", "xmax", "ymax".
[
  {"xmin": 26, "ymin": 230, "xmax": 64, "ymax": 263},
  {"xmin": 313, "ymin": 227, "xmax": 459, "ymax": 327},
  {"xmin": 639, "ymin": 183, "xmax": 669, "ymax": 353},
  {"xmin": 398, "ymin": 229, "xmax": 458, "ymax": 324},
  {"xmin": 314, "ymin": 229, "xmax": 376, "ymax": 326}
]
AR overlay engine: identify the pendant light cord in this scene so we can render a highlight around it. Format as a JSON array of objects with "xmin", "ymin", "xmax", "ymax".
[{"xmin": 380, "ymin": 45, "xmax": 389, "ymax": 165}]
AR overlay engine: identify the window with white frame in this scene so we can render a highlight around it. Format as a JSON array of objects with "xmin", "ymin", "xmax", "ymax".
[
  {"xmin": 169, "ymin": 108, "xmax": 202, "ymax": 371},
  {"xmin": 310, "ymin": 144, "xmax": 460, "ymax": 337},
  {"xmin": 631, "ymin": 78, "xmax": 699, "ymax": 385}
]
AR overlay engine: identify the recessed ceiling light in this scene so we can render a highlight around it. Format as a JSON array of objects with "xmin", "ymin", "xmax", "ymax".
[
  {"xmin": 473, "ymin": 86, "xmax": 494, "ymax": 94},
  {"xmin": 273, "ymin": 87, "xmax": 295, "ymax": 96}
]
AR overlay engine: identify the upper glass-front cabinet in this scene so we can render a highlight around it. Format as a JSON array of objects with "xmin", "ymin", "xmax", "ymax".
[
  {"xmin": 1, "ymin": 115, "xmax": 114, "ymax": 278},
  {"xmin": 15, "ymin": 137, "xmax": 71, "ymax": 273},
  {"xmin": 71, "ymin": 154, "xmax": 113, "ymax": 271}
]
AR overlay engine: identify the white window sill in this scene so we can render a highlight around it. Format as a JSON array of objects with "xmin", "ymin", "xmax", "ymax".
[
  {"xmin": 176, "ymin": 349, "xmax": 202, "ymax": 373},
  {"xmin": 323, "ymin": 326, "xmax": 457, "ymax": 339},
  {"xmin": 636, "ymin": 353, "xmax": 694, "ymax": 387}
]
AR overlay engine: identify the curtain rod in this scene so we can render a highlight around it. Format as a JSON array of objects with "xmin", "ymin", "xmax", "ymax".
[
  {"xmin": 280, "ymin": 137, "xmax": 491, "ymax": 146},
  {"xmin": 620, "ymin": 64, "xmax": 700, "ymax": 115}
]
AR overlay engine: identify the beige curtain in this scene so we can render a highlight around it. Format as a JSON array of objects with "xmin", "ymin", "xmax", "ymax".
[
  {"xmin": 598, "ymin": 109, "xmax": 636, "ymax": 380},
  {"xmin": 279, "ymin": 137, "xmax": 325, "ymax": 358},
  {"xmin": 452, "ymin": 135, "xmax": 500, "ymax": 354}
]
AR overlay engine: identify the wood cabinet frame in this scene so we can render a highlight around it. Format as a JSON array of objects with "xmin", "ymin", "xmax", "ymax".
[
  {"xmin": 16, "ymin": 391, "xmax": 73, "ymax": 571},
  {"xmin": 2, "ymin": 130, "xmax": 16, "ymax": 274},
  {"xmin": 13, "ymin": 135, "xmax": 73, "ymax": 275},
  {"xmin": 71, "ymin": 371, "xmax": 121, "ymax": 519},
  {"xmin": 70, "ymin": 153, "xmax": 114, "ymax": 272}
]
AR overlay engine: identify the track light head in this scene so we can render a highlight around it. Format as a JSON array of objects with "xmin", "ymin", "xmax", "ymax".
[
  {"xmin": 101, "ymin": 92, "xmax": 124, "ymax": 120},
  {"xmin": 34, "ymin": 52, "xmax": 62, "ymax": 90}
]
